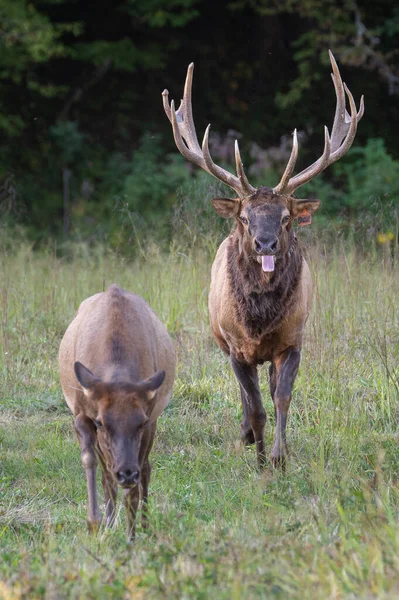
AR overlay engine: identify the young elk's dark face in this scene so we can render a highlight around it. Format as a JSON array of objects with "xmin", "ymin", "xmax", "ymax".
[
  {"xmin": 212, "ymin": 187, "xmax": 320, "ymax": 272},
  {"xmin": 74, "ymin": 362, "xmax": 165, "ymax": 488},
  {"xmin": 95, "ymin": 396, "xmax": 148, "ymax": 488}
]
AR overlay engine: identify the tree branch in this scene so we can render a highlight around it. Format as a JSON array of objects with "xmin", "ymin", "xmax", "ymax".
[{"xmin": 58, "ymin": 59, "xmax": 112, "ymax": 120}]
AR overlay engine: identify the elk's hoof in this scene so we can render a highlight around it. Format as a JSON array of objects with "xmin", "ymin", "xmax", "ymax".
[
  {"xmin": 141, "ymin": 515, "xmax": 150, "ymax": 530},
  {"xmin": 270, "ymin": 449, "xmax": 288, "ymax": 471},
  {"xmin": 257, "ymin": 451, "xmax": 268, "ymax": 470},
  {"xmin": 87, "ymin": 518, "xmax": 102, "ymax": 533},
  {"xmin": 127, "ymin": 529, "xmax": 136, "ymax": 543},
  {"xmin": 240, "ymin": 425, "xmax": 255, "ymax": 446}
]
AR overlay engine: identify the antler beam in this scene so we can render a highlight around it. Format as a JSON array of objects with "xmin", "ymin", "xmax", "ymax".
[
  {"xmin": 273, "ymin": 50, "xmax": 364, "ymax": 196},
  {"xmin": 162, "ymin": 63, "xmax": 255, "ymax": 198}
]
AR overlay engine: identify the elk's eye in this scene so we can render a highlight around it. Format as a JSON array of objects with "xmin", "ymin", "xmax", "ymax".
[
  {"xmin": 94, "ymin": 419, "xmax": 103, "ymax": 429},
  {"xmin": 282, "ymin": 215, "xmax": 290, "ymax": 225},
  {"xmin": 240, "ymin": 216, "xmax": 248, "ymax": 225}
]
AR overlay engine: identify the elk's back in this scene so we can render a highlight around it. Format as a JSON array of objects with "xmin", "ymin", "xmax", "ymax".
[{"xmin": 59, "ymin": 284, "xmax": 175, "ymax": 418}]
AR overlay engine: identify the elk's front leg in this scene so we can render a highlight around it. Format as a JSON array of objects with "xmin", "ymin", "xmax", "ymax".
[
  {"xmin": 239, "ymin": 384, "xmax": 255, "ymax": 445},
  {"xmin": 74, "ymin": 413, "xmax": 102, "ymax": 531},
  {"xmin": 140, "ymin": 460, "xmax": 151, "ymax": 530},
  {"xmin": 123, "ymin": 486, "xmax": 140, "ymax": 541},
  {"xmin": 231, "ymin": 356, "xmax": 267, "ymax": 467},
  {"xmin": 270, "ymin": 347, "xmax": 301, "ymax": 469},
  {"xmin": 139, "ymin": 424, "xmax": 156, "ymax": 530},
  {"xmin": 101, "ymin": 467, "xmax": 118, "ymax": 527}
]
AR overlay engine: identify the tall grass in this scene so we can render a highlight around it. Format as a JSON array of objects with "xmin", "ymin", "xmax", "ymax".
[{"xmin": 0, "ymin": 232, "xmax": 399, "ymax": 598}]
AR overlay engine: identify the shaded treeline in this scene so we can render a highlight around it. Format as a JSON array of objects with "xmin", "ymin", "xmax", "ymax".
[{"xmin": 0, "ymin": 0, "xmax": 398, "ymax": 241}]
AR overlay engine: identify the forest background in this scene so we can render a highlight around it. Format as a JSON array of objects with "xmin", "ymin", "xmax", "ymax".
[{"xmin": 0, "ymin": 0, "xmax": 398, "ymax": 250}]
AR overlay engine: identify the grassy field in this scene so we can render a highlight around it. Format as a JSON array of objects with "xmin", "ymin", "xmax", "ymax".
[{"xmin": 1, "ymin": 234, "xmax": 399, "ymax": 599}]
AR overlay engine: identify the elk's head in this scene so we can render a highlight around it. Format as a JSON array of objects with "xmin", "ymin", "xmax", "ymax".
[
  {"xmin": 162, "ymin": 51, "xmax": 364, "ymax": 272},
  {"xmin": 74, "ymin": 361, "xmax": 165, "ymax": 488},
  {"xmin": 211, "ymin": 188, "xmax": 320, "ymax": 271}
]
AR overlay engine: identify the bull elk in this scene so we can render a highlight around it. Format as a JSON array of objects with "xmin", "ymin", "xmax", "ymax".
[
  {"xmin": 163, "ymin": 51, "xmax": 363, "ymax": 468},
  {"xmin": 59, "ymin": 284, "xmax": 175, "ymax": 538}
]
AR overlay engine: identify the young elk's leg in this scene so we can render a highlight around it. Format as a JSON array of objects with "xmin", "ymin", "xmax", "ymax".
[
  {"xmin": 101, "ymin": 466, "xmax": 118, "ymax": 527},
  {"xmin": 270, "ymin": 347, "xmax": 301, "ymax": 470},
  {"xmin": 74, "ymin": 414, "xmax": 102, "ymax": 531},
  {"xmin": 140, "ymin": 460, "xmax": 151, "ymax": 530},
  {"xmin": 123, "ymin": 487, "xmax": 140, "ymax": 541},
  {"xmin": 231, "ymin": 356, "xmax": 267, "ymax": 468},
  {"xmin": 140, "ymin": 423, "xmax": 156, "ymax": 530}
]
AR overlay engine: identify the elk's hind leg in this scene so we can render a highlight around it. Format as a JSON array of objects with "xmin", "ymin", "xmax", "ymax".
[
  {"xmin": 269, "ymin": 362, "xmax": 277, "ymax": 421},
  {"xmin": 270, "ymin": 347, "xmax": 301, "ymax": 469},
  {"xmin": 231, "ymin": 356, "xmax": 266, "ymax": 467}
]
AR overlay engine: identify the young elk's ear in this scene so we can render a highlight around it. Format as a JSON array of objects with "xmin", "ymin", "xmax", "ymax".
[
  {"xmin": 74, "ymin": 361, "xmax": 101, "ymax": 394},
  {"xmin": 290, "ymin": 199, "xmax": 320, "ymax": 227},
  {"xmin": 138, "ymin": 370, "xmax": 166, "ymax": 400},
  {"xmin": 211, "ymin": 197, "xmax": 241, "ymax": 219}
]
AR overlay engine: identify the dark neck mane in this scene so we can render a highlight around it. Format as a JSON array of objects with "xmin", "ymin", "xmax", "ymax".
[{"xmin": 227, "ymin": 229, "xmax": 303, "ymax": 338}]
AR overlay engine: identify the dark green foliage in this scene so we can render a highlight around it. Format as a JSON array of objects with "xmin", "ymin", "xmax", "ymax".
[
  {"xmin": 0, "ymin": 0, "xmax": 398, "ymax": 244},
  {"xmin": 49, "ymin": 121, "xmax": 86, "ymax": 166},
  {"xmin": 123, "ymin": 133, "xmax": 191, "ymax": 217},
  {"xmin": 336, "ymin": 139, "xmax": 399, "ymax": 213}
]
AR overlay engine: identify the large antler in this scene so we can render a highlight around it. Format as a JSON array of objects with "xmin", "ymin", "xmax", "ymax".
[
  {"xmin": 273, "ymin": 50, "xmax": 364, "ymax": 196},
  {"xmin": 162, "ymin": 63, "xmax": 255, "ymax": 198}
]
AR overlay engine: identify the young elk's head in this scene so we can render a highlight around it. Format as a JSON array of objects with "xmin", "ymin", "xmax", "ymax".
[
  {"xmin": 162, "ymin": 51, "xmax": 364, "ymax": 271},
  {"xmin": 74, "ymin": 361, "xmax": 165, "ymax": 488},
  {"xmin": 211, "ymin": 188, "xmax": 320, "ymax": 271}
]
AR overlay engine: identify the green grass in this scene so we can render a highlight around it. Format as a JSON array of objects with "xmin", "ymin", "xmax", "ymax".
[{"xmin": 1, "ymin": 237, "xmax": 399, "ymax": 599}]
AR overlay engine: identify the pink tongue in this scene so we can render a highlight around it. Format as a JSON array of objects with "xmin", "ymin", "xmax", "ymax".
[{"xmin": 262, "ymin": 255, "xmax": 275, "ymax": 272}]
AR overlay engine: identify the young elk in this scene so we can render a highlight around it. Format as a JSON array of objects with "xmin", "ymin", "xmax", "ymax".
[
  {"xmin": 163, "ymin": 51, "xmax": 363, "ymax": 468},
  {"xmin": 59, "ymin": 284, "xmax": 175, "ymax": 538}
]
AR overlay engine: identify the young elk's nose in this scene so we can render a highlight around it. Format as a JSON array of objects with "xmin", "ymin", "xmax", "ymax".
[
  {"xmin": 116, "ymin": 469, "xmax": 140, "ymax": 486},
  {"xmin": 254, "ymin": 236, "xmax": 278, "ymax": 255}
]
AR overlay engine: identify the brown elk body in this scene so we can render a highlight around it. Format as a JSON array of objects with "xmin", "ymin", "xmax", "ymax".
[
  {"xmin": 163, "ymin": 51, "xmax": 363, "ymax": 468},
  {"xmin": 59, "ymin": 284, "xmax": 175, "ymax": 538}
]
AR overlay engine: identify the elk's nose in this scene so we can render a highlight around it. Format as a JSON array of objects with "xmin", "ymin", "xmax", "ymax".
[
  {"xmin": 254, "ymin": 237, "xmax": 278, "ymax": 255},
  {"xmin": 116, "ymin": 469, "xmax": 140, "ymax": 486}
]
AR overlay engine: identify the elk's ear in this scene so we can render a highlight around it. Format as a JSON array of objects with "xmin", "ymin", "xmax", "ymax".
[
  {"xmin": 74, "ymin": 361, "xmax": 101, "ymax": 394},
  {"xmin": 211, "ymin": 197, "xmax": 241, "ymax": 218},
  {"xmin": 291, "ymin": 200, "xmax": 320, "ymax": 226},
  {"xmin": 138, "ymin": 370, "xmax": 166, "ymax": 400}
]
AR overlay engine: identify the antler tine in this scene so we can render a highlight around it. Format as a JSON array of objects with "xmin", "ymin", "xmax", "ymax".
[
  {"xmin": 329, "ymin": 50, "xmax": 346, "ymax": 153},
  {"xmin": 331, "ymin": 82, "xmax": 358, "ymax": 162},
  {"xmin": 163, "ymin": 64, "xmax": 202, "ymax": 158},
  {"xmin": 178, "ymin": 63, "xmax": 202, "ymax": 154},
  {"xmin": 162, "ymin": 88, "xmax": 172, "ymax": 121},
  {"xmin": 169, "ymin": 99, "xmax": 206, "ymax": 168},
  {"xmin": 273, "ymin": 129, "xmax": 299, "ymax": 195},
  {"xmin": 163, "ymin": 63, "xmax": 255, "ymax": 198},
  {"xmin": 282, "ymin": 127, "xmax": 331, "ymax": 194},
  {"xmin": 273, "ymin": 50, "xmax": 364, "ymax": 197},
  {"xmin": 202, "ymin": 125, "xmax": 252, "ymax": 196},
  {"xmin": 235, "ymin": 140, "xmax": 256, "ymax": 195}
]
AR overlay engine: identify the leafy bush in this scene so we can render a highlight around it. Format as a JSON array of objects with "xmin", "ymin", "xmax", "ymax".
[
  {"xmin": 336, "ymin": 138, "xmax": 399, "ymax": 213},
  {"xmin": 123, "ymin": 133, "xmax": 192, "ymax": 219}
]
